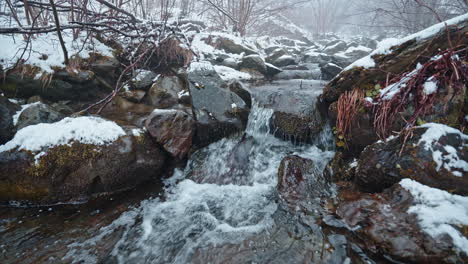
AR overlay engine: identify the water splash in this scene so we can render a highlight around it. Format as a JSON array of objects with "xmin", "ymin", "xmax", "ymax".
[{"xmin": 66, "ymin": 101, "xmax": 335, "ymax": 264}]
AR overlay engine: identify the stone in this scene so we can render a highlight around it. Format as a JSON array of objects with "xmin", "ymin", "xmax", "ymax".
[
  {"xmin": 253, "ymin": 81, "xmax": 325, "ymax": 143},
  {"xmin": 272, "ymin": 55, "xmax": 297, "ymax": 67},
  {"xmin": 239, "ymin": 55, "xmax": 267, "ymax": 75},
  {"xmin": 0, "ymin": 96, "xmax": 20, "ymax": 144},
  {"xmin": 333, "ymin": 184, "xmax": 466, "ymax": 263},
  {"xmin": 145, "ymin": 109, "xmax": 195, "ymax": 159},
  {"xmin": 131, "ymin": 70, "xmax": 158, "ymax": 91},
  {"xmin": 215, "ymin": 37, "xmax": 256, "ymax": 55},
  {"xmin": 320, "ymin": 63, "xmax": 343, "ymax": 81},
  {"xmin": 16, "ymin": 103, "xmax": 65, "ymax": 130},
  {"xmin": 0, "ymin": 127, "xmax": 166, "ymax": 205},
  {"xmin": 355, "ymin": 125, "xmax": 468, "ymax": 195},
  {"xmin": 143, "ymin": 75, "xmax": 187, "ymax": 108},
  {"xmin": 277, "ymin": 155, "xmax": 331, "ymax": 209},
  {"xmin": 188, "ymin": 62, "xmax": 250, "ymax": 148}
]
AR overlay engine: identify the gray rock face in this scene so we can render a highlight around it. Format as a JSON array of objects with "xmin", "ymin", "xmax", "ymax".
[
  {"xmin": 239, "ymin": 55, "xmax": 267, "ymax": 74},
  {"xmin": 320, "ymin": 63, "xmax": 343, "ymax": 81},
  {"xmin": 145, "ymin": 109, "xmax": 195, "ymax": 159},
  {"xmin": 252, "ymin": 80, "xmax": 325, "ymax": 143},
  {"xmin": 144, "ymin": 75, "xmax": 187, "ymax": 108},
  {"xmin": 16, "ymin": 103, "xmax": 64, "ymax": 130},
  {"xmin": 188, "ymin": 62, "xmax": 250, "ymax": 147},
  {"xmin": 131, "ymin": 70, "xmax": 159, "ymax": 91},
  {"xmin": 0, "ymin": 96, "xmax": 20, "ymax": 144},
  {"xmin": 0, "ymin": 126, "xmax": 166, "ymax": 205}
]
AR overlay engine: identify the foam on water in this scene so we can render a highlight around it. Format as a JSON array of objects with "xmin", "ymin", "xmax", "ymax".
[{"xmin": 66, "ymin": 101, "xmax": 335, "ymax": 264}]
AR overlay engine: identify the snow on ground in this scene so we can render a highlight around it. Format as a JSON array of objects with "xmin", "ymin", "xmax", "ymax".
[
  {"xmin": 0, "ymin": 31, "xmax": 113, "ymax": 73},
  {"xmin": 0, "ymin": 116, "xmax": 125, "ymax": 153},
  {"xmin": 378, "ymin": 68, "xmax": 420, "ymax": 100},
  {"xmin": 400, "ymin": 179, "xmax": 468, "ymax": 254},
  {"xmin": 423, "ymin": 78, "xmax": 438, "ymax": 95},
  {"xmin": 213, "ymin": 65, "xmax": 251, "ymax": 81},
  {"xmin": 12, "ymin": 102, "xmax": 41, "ymax": 126},
  {"xmin": 344, "ymin": 13, "xmax": 468, "ymax": 71},
  {"xmin": 418, "ymin": 123, "xmax": 468, "ymax": 177}
]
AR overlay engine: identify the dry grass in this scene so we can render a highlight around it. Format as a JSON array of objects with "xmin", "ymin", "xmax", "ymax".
[{"xmin": 336, "ymin": 88, "xmax": 365, "ymax": 138}]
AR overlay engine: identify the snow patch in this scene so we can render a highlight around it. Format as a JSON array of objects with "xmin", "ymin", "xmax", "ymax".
[
  {"xmin": 0, "ymin": 116, "xmax": 125, "ymax": 153},
  {"xmin": 418, "ymin": 123, "xmax": 468, "ymax": 176},
  {"xmin": 423, "ymin": 78, "xmax": 438, "ymax": 95},
  {"xmin": 12, "ymin": 102, "xmax": 42, "ymax": 126},
  {"xmin": 400, "ymin": 179, "xmax": 468, "ymax": 254}
]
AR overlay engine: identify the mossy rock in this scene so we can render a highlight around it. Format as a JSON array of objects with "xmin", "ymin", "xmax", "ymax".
[{"xmin": 0, "ymin": 129, "xmax": 166, "ymax": 205}]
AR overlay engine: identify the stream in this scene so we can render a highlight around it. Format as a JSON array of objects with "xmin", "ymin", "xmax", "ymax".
[{"xmin": 0, "ymin": 80, "xmax": 361, "ymax": 264}]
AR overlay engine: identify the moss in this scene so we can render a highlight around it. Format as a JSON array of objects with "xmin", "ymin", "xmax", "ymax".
[{"xmin": 29, "ymin": 143, "xmax": 102, "ymax": 178}]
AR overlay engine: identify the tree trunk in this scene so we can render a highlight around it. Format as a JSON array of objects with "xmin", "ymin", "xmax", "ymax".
[{"xmin": 49, "ymin": 0, "xmax": 69, "ymax": 65}]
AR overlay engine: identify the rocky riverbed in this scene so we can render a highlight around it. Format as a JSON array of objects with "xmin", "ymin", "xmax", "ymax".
[{"xmin": 0, "ymin": 12, "xmax": 467, "ymax": 264}]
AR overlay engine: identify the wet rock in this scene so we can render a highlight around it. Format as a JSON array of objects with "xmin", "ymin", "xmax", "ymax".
[
  {"xmin": 323, "ymin": 152, "xmax": 357, "ymax": 182},
  {"xmin": 0, "ymin": 96, "xmax": 20, "ymax": 144},
  {"xmin": 100, "ymin": 96, "xmax": 155, "ymax": 127},
  {"xmin": 51, "ymin": 101, "xmax": 74, "ymax": 115},
  {"xmin": 334, "ymin": 184, "xmax": 466, "ymax": 263},
  {"xmin": 122, "ymin": 89, "xmax": 146, "ymax": 103},
  {"xmin": 302, "ymin": 52, "xmax": 330, "ymax": 64},
  {"xmin": 277, "ymin": 155, "xmax": 331, "ymax": 209},
  {"xmin": 320, "ymin": 63, "xmax": 343, "ymax": 81},
  {"xmin": 188, "ymin": 62, "xmax": 249, "ymax": 147},
  {"xmin": 26, "ymin": 95, "xmax": 43, "ymax": 104},
  {"xmin": 145, "ymin": 109, "xmax": 195, "ymax": 159},
  {"xmin": 16, "ymin": 103, "xmax": 64, "ymax": 130},
  {"xmin": 355, "ymin": 125, "xmax": 468, "ymax": 195},
  {"xmin": 239, "ymin": 55, "xmax": 267, "ymax": 75},
  {"xmin": 228, "ymin": 81, "xmax": 252, "ymax": 109},
  {"xmin": 1, "ymin": 71, "xmax": 109, "ymax": 102},
  {"xmin": 131, "ymin": 70, "xmax": 158, "ymax": 91},
  {"xmin": 253, "ymin": 81, "xmax": 325, "ymax": 143},
  {"xmin": 0, "ymin": 127, "xmax": 166, "ymax": 205},
  {"xmin": 143, "ymin": 75, "xmax": 187, "ymax": 108}
]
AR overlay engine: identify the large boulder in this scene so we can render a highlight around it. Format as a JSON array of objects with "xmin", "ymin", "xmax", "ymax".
[
  {"xmin": 187, "ymin": 62, "xmax": 250, "ymax": 147},
  {"xmin": 239, "ymin": 55, "xmax": 267, "ymax": 75},
  {"xmin": 0, "ymin": 70, "xmax": 110, "ymax": 102},
  {"xmin": 145, "ymin": 109, "xmax": 195, "ymax": 159},
  {"xmin": 215, "ymin": 36, "xmax": 256, "ymax": 55},
  {"xmin": 320, "ymin": 16, "xmax": 468, "ymax": 156},
  {"xmin": 320, "ymin": 63, "xmax": 343, "ymax": 81},
  {"xmin": 277, "ymin": 155, "xmax": 332, "ymax": 210},
  {"xmin": 0, "ymin": 96, "xmax": 20, "ymax": 144},
  {"xmin": 333, "ymin": 180, "xmax": 468, "ymax": 263},
  {"xmin": 0, "ymin": 116, "xmax": 166, "ymax": 205},
  {"xmin": 322, "ymin": 41, "xmax": 347, "ymax": 54},
  {"xmin": 254, "ymin": 81, "xmax": 325, "ymax": 143},
  {"xmin": 271, "ymin": 55, "xmax": 297, "ymax": 68},
  {"xmin": 16, "ymin": 103, "xmax": 64, "ymax": 130},
  {"xmin": 143, "ymin": 75, "xmax": 188, "ymax": 108},
  {"xmin": 355, "ymin": 123, "xmax": 468, "ymax": 195}
]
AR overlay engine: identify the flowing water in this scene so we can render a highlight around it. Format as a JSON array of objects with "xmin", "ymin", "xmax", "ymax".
[{"xmin": 1, "ymin": 81, "xmax": 346, "ymax": 264}]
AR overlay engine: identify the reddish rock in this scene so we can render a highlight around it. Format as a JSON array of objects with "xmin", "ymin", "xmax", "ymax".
[{"xmin": 145, "ymin": 109, "xmax": 195, "ymax": 159}]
